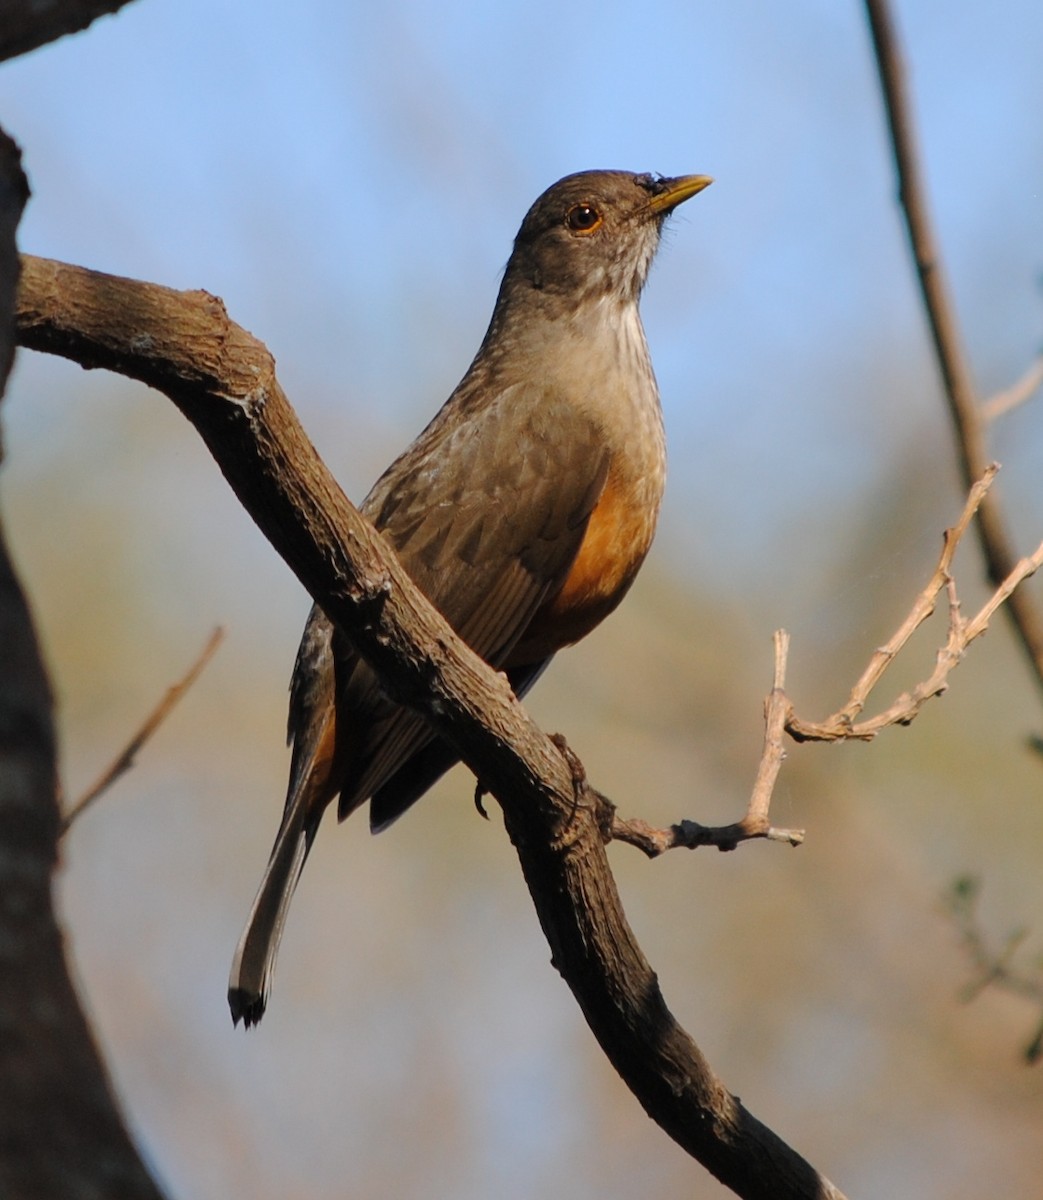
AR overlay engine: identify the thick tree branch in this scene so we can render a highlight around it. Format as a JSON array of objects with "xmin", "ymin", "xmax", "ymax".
[
  {"xmin": 0, "ymin": 145, "xmax": 166, "ymax": 1199},
  {"xmin": 864, "ymin": 0, "xmax": 1043, "ymax": 699},
  {"xmin": 14, "ymin": 254, "xmax": 847, "ymax": 1200},
  {"xmin": 0, "ymin": 0, "xmax": 139, "ymax": 62}
]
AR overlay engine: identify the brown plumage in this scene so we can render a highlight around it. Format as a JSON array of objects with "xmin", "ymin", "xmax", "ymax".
[{"xmin": 229, "ymin": 169, "xmax": 712, "ymax": 1026}]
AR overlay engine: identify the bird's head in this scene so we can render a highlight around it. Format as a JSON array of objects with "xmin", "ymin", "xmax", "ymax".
[{"xmin": 505, "ymin": 170, "xmax": 712, "ymax": 306}]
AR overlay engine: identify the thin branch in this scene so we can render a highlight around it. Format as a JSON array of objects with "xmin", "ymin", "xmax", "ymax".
[
  {"xmin": 789, "ymin": 471, "xmax": 1043, "ymax": 743},
  {"xmin": 864, "ymin": 0, "xmax": 1043, "ymax": 699},
  {"xmin": 60, "ymin": 626, "xmax": 225, "ymax": 834},
  {"xmin": 981, "ymin": 355, "xmax": 1043, "ymax": 424},
  {"xmin": 832, "ymin": 466, "xmax": 995, "ymax": 729},
  {"xmin": 945, "ymin": 876, "xmax": 1043, "ymax": 1064}
]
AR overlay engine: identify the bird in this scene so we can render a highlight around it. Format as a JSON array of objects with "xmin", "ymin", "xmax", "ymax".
[{"xmin": 228, "ymin": 169, "xmax": 712, "ymax": 1027}]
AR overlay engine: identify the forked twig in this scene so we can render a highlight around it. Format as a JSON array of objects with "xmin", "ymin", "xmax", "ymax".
[
  {"xmin": 612, "ymin": 470, "xmax": 1043, "ymax": 856},
  {"xmin": 60, "ymin": 626, "xmax": 225, "ymax": 833},
  {"xmin": 611, "ymin": 629, "xmax": 804, "ymax": 856},
  {"xmin": 787, "ymin": 468, "xmax": 1043, "ymax": 742}
]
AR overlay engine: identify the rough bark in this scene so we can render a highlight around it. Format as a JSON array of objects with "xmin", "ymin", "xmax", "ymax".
[{"xmin": 0, "ymin": 146, "xmax": 166, "ymax": 1200}]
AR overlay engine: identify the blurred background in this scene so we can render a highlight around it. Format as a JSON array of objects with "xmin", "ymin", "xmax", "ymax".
[{"xmin": 2, "ymin": 1, "xmax": 1043, "ymax": 1196}]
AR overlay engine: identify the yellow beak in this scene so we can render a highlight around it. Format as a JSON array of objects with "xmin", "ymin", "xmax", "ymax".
[{"xmin": 646, "ymin": 174, "xmax": 714, "ymax": 215}]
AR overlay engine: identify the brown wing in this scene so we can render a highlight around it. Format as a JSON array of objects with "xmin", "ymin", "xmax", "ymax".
[
  {"xmin": 287, "ymin": 380, "xmax": 610, "ymax": 829},
  {"xmin": 365, "ymin": 658, "xmax": 552, "ymax": 831}
]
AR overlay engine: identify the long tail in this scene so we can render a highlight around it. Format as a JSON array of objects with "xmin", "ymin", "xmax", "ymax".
[{"xmin": 228, "ymin": 802, "xmax": 318, "ymax": 1028}]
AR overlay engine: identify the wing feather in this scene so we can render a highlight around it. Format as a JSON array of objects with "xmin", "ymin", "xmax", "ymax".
[{"xmin": 289, "ymin": 381, "xmax": 609, "ymax": 826}]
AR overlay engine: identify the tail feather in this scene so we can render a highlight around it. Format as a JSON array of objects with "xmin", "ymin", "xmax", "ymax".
[{"xmin": 228, "ymin": 806, "xmax": 316, "ymax": 1028}]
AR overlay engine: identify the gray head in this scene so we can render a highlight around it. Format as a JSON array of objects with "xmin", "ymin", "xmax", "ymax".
[{"xmin": 503, "ymin": 170, "xmax": 712, "ymax": 307}]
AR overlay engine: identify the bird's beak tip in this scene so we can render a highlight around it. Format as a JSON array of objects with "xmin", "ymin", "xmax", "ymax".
[{"xmin": 648, "ymin": 174, "xmax": 713, "ymax": 215}]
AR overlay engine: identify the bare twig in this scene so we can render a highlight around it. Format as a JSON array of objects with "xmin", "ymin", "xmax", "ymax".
[
  {"xmin": 829, "ymin": 467, "xmax": 996, "ymax": 730},
  {"xmin": 790, "ymin": 472, "xmax": 1043, "ymax": 743},
  {"xmin": 60, "ymin": 626, "xmax": 225, "ymax": 833},
  {"xmin": 981, "ymin": 355, "xmax": 1043, "ymax": 424},
  {"xmin": 945, "ymin": 876, "xmax": 1043, "ymax": 1064},
  {"xmin": 610, "ymin": 813, "xmax": 804, "ymax": 858},
  {"xmin": 865, "ymin": 0, "xmax": 1043, "ymax": 698}
]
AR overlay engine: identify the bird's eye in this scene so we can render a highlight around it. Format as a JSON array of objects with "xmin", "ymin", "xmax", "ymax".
[{"xmin": 565, "ymin": 203, "xmax": 603, "ymax": 234}]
